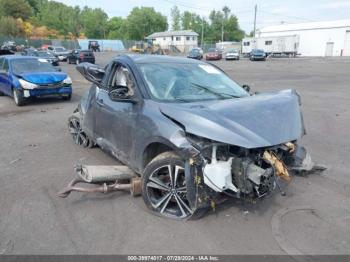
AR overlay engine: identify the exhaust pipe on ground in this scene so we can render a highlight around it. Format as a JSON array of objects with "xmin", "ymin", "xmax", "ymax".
[{"xmin": 58, "ymin": 165, "xmax": 142, "ymax": 198}]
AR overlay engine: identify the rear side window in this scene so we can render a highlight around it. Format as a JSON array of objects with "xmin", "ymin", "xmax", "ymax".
[{"xmin": 3, "ymin": 60, "xmax": 9, "ymax": 71}]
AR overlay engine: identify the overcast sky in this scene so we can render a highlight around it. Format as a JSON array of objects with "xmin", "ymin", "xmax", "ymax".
[{"xmin": 57, "ymin": 0, "xmax": 350, "ymax": 33}]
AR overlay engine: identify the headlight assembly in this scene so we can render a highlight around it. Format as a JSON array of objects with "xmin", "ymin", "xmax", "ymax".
[
  {"xmin": 18, "ymin": 79, "xmax": 38, "ymax": 90},
  {"xmin": 63, "ymin": 76, "xmax": 72, "ymax": 85}
]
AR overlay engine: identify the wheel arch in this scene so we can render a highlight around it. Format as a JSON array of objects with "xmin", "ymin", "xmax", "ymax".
[{"xmin": 142, "ymin": 140, "xmax": 178, "ymax": 171}]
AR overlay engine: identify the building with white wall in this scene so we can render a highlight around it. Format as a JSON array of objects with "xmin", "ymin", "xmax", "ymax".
[
  {"xmin": 256, "ymin": 19, "xmax": 350, "ymax": 56},
  {"xmin": 146, "ymin": 30, "xmax": 198, "ymax": 53}
]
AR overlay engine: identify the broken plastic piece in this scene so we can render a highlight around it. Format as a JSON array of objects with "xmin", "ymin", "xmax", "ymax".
[{"xmin": 263, "ymin": 151, "xmax": 291, "ymax": 182}]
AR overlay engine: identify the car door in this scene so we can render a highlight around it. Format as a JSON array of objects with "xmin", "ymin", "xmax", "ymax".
[
  {"xmin": 0, "ymin": 58, "xmax": 12, "ymax": 96},
  {"xmin": 94, "ymin": 62, "xmax": 140, "ymax": 164}
]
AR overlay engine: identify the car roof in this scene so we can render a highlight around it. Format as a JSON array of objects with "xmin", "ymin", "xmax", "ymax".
[
  {"xmin": 1, "ymin": 55, "xmax": 39, "ymax": 60},
  {"xmin": 123, "ymin": 54, "xmax": 206, "ymax": 64}
]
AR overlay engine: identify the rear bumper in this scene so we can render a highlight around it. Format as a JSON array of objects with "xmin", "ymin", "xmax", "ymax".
[
  {"xmin": 251, "ymin": 56, "xmax": 266, "ymax": 60},
  {"xmin": 226, "ymin": 55, "xmax": 239, "ymax": 60},
  {"xmin": 23, "ymin": 86, "xmax": 72, "ymax": 98},
  {"xmin": 206, "ymin": 56, "xmax": 221, "ymax": 60},
  {"xmin": 81, "ymin": 58, "xmax": 95, "ymax": 63}
]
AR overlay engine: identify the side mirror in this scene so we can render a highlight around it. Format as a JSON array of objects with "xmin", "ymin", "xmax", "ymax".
[
  {"xmin": 76, "ymin": 63, "xmax": 105, "ymax": 86},
  {"xmin": 109, "ymin": 86, "xmax": 137, "ymax": 103},
  {"xmin": 242, "ymin": 84, "xmax": 251, "ymax": 93}
]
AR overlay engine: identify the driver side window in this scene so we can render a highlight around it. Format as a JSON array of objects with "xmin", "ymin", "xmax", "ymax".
[{"xmin": 109, "ymin": 64, "xmax": 135, "ymax": 97}]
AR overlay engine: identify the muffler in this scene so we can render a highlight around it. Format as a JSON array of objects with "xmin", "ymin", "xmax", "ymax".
[{"xmin": 58, "ymin": 165, "xmax": 142, "ymax": 198}]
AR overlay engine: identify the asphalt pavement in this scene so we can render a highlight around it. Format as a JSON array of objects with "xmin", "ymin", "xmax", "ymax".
[{"xmin": 0, "ymin": 52, "xmax": 349, "ymax": 255}]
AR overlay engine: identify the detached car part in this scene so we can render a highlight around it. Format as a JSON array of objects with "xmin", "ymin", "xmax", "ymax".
[
  {"xmin": 61, "ymin": 55, "xmax": 326, "ymax": 220},
  {"xmin": 58, "ymin": 165, "xmax": 141, "ymax": 198}
]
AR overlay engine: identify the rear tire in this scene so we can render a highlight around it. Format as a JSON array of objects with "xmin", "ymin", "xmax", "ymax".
[
  {"xmin": 142, "ymin": 151, "xmax": 209, "ymax": 220},
  {"xmin": 68, "ymin": 113, "xmax": 95, "ymax": 148},
  {"xmin": 13, "ymin": 89, "xmax": 25, "ymax": 106}
]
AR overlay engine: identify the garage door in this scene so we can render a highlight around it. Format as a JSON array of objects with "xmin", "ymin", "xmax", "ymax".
[{"xmin": 343, "ymin": 30, "xmax": 350, "ymax": 56}]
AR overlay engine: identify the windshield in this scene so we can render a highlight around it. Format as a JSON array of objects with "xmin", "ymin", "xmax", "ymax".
[
  {"xmin": 190, "ymin": 49, "xmax": 199, "ymax": 54},
  {"xmin": 36, "ymin": 52, "xmax": 52, "ymax": 58},
  {"xmin": 252, "ymin": 49, "xmax": 264, "ymax": 53},
  {"xmin": 227, "ymin": 49, "xmax": 237, "ymax": 53},
  {"xmin": 55, "ymin": 47, "xmax": 66, "ymax": 52},
  {"xmin": 11, "ymin": 58, "xmax": 57, "ymax": 74},
  {"xmin": 208, "ymin": 48, "xmax": 217, "ymax": 52},
  {"xmin": 138, "ymin": 63, "xmax": 248, "ymax": 102}
]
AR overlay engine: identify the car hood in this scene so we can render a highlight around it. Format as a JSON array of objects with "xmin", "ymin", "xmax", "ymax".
[
  {"xmin": 55, "ymin": 51, "xmax": 70, "ymax": 55},
  {"xmin": 159, "ymin": 89, "xmax": 304, "ymax": 149},
  {"xmin": 16, "ymin": 72, "xmax": 67, "ymax": 85}
]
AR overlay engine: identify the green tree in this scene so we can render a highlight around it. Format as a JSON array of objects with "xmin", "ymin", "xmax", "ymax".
[
  {"xmin": 123, "ymin": 7, "xmax": 168, "ymax": 40},
  {"xmin": 0, "ymin": 0, "xmax": 33, "ymax": 20},
  {"xmin": 222, "ymin": 6, "xmax": 230, "ymax": 20},
  {"xmin": 208, "ymin": 10, "xmax": 224, "ymax": 41},
  {"xmin": 170, "ymin": 5, "xmax": 181, "ymax": 31},
  {"xmin": 224, "ymin": 15, "xmax": 244, "ymax": 41},
  {"xmin": 0, "ymin": 16, "xmax": 21, "ymax": 36},
  {"xmin": 35, "ymin": 1, "xmax": 81, "ymax": 36},
  {"xmin": 80, "ymin": 7, "xmax": 108, "ymax": 38},
  {"xmin": 106, "ymin": 17, "xmax": 125, "ymax": 39}
]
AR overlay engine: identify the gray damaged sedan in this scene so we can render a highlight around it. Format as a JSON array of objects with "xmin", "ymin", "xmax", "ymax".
[{"xmin": 69, "ymin": 55, "xmax": 320, "ymax": 219}]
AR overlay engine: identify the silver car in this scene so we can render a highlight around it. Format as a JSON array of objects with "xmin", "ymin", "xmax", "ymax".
[{"xmin": 225, "ymin": 49, "xmax": 240, "ymax": 60}]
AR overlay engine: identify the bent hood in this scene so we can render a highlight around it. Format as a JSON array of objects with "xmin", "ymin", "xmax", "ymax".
[
  {"xmin": 160, "ymin": 89, "xmax": 305, "ymax": 149},
  {"xmin": 16, "ymin": 72, "xmax": 67, "ymax": 85}
]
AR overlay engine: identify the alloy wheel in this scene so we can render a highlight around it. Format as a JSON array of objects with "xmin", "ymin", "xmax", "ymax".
[
  {"xmin": 145, "ymin": 164, "xmax": 193, "ymax": 219},
  {"xmin": 68, "ymin": 116, "xmax": 90, "ymax": 147}
]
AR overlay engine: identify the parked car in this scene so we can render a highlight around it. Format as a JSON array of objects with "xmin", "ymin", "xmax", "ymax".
[
  {"xmin": 33, "ymin": 51, "xmax": 59, "ymax": 66},
  {"xmin": 205, "ymin": 48, "xmax": 222, "ymax": 60},
  {"xmin": 68, "ymin": 50, "xmax": 95, "ymax": 64},
  {"xmin": 250, "ymin": 49, "xmax": 266, "ymax": 61},
  {"xmin": 191, "ymin": 47, "xmax": 204, "ymax": 55},
  {"xmin": 21, "ymin": 47, "xmax": 37, "ymax": 56},
  {"xmin": 0, "ymin": 49, "xmax": 15, "ymax": 56},
  {"xmin": 88, "ymin": 41, "xmax": 100, "ymax": 52},
  {"xmin": 1, "ymin": 41, "xmax": 17, "ymax": 52},
  {"xmin": 68, "ymin": 55, "xmax": 316, "ymax": 220},
  {"xmin": 225, "ymin": 49, "xmax": 240, "ymax": 60},
  {"xmin": 47, "ymin": 46, "xmax": 70, "ymax": 61},
  {"xmin": 0, "ymin": 56, "xmax": 72, "ymax": 106},
  {"xmin": 187, "ymin": 48, "xmax": 203, "ymax": 60}
]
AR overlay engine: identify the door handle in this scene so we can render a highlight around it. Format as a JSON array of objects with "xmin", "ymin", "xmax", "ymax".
[{"xmin": 96, "ymin": 98, "xmax": 104, "ymax": 106}]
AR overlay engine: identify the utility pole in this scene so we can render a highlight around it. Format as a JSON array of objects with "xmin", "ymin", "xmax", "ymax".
[
  {"xmin": 253, "ymin": 4, "xmax": 257, "ymax": 37},
  {"xmin": 221, "ymin": 19, "xmax": 224, "ymax": 42},
  {"xmin": 201, "ymin": 16, "xmax": 204, "ymax": 47}
]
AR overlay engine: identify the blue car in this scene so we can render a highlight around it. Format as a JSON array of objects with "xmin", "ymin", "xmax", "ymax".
[
  {"xmin": 250, "ymin": 49, "xmax": 266, "ymax": 61},
  {"xmin": 0, "ymin": 56, "xmax": 72, "ymax": 106}
]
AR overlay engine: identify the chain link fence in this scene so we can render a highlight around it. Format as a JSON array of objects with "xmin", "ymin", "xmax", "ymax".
[{"xmin": 1, "ymin": 36, "xmax": 241, "ymax": 55}]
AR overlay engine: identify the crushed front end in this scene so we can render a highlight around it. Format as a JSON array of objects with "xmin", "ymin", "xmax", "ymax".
[{"xmin": 181, "ymin": 135, "xmax": 323, "ymax": 210}]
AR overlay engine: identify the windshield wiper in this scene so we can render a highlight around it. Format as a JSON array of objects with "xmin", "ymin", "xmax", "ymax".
[
  {"xmin": 172, "ymin": 97, "xmax": 193, "ymax": 103},
  {"xmin": 190, "ymin": 82, "xmax": 241, "ymax": 99}
]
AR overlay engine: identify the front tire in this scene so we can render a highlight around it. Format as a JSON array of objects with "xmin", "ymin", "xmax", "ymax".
[
  {"xmin": 142, "ymin": 151, "xmax": 208, "ymax": 220},
  {"xmin": 13, "ymin": 89, "xmax": 25, "ymax": 106},
  {"xmin": 62, "ymin": 94, "xmax": 71, "ymax": 101}
]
